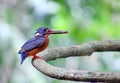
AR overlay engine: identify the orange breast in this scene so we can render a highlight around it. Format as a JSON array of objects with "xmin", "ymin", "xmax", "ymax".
[{"xmin": 27, "ymin": 37, "xmax": 49, "ymax": 56}]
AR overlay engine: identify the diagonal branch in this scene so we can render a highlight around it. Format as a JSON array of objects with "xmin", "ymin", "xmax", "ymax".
[{"xmin": 32, "ymin": 40, "xmax": 120, "ymax": 82}]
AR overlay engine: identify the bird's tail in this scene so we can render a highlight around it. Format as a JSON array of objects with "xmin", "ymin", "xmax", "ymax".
[
  {"xmin": 18, "ymin": 49, "xmax": 25, "ymax": 54},
  {"xmin": 20, "ymin": 52, "xmax": 26, "ymax": 64}
]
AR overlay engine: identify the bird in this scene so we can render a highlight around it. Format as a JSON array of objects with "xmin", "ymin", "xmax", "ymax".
[{"xmin": 18, "ymin": 27, "xmax": 68, "ymax": 64}]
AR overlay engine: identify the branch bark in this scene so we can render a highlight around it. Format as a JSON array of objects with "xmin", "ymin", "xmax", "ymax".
[{"xmin": 32, "ymin": 40, "xmax": 120, "ymax": 82}]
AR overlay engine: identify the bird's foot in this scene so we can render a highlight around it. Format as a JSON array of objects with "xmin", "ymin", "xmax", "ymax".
[{"xmin": 32, "ymin": 55, "xmax": 43, "ymax": 61}]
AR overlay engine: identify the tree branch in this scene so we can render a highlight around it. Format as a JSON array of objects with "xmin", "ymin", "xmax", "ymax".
[
  {"xmin": 32, "ymin": 59, "xmax": 120, "ymax": 82},
  {"xmin": 40, "ymin": 40, "xmax": 120, "ymax": 60},
  {"xmin": 32, "ymin": 40, "xmax": 120, "ymax": 82}
]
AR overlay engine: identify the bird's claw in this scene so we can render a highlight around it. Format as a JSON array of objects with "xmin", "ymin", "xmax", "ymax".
[{"xmin": 32, "ymin": 55, "xmax": 43, "ymax": 61}]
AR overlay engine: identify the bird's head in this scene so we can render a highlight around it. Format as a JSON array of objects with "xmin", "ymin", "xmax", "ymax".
[{"xmin": 35, "ymin": 27, "xmax": 68, "ymax": 37}]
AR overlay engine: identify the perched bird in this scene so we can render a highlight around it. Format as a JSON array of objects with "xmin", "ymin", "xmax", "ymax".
[{"xmin": 18, "ymin": 27, "xmax": 68, "ymax": 64}]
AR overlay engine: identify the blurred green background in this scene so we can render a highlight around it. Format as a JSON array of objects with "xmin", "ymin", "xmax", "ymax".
[{"xmin": 0, "ymin": 0, "xmax": 120, "ymax": 83}]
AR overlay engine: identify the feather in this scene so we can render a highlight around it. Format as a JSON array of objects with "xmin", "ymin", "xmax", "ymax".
[{"xmin": 19, "ymin": 36, "xmax": 45, "ymax": 54}]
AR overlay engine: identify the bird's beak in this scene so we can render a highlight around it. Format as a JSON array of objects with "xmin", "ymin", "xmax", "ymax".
[{"xmin": 49, "ymin": 29, "xmax": 68, "ymax": 34}]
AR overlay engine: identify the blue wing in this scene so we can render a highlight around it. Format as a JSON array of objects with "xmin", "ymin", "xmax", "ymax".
[{"xmin": 18, "ymin": 36, "xmax": 45, "ymax": 54}]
